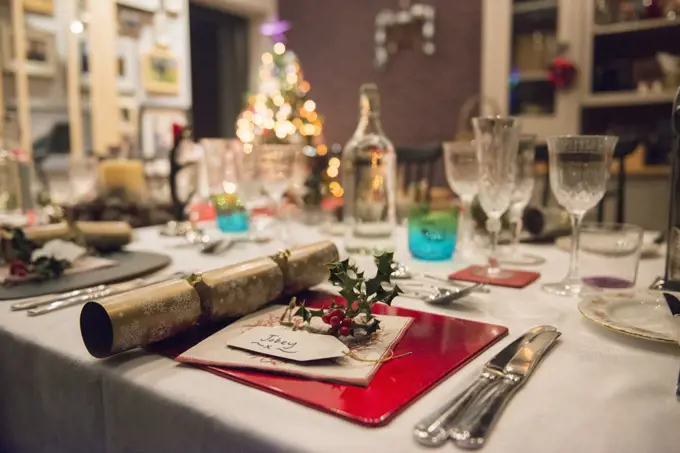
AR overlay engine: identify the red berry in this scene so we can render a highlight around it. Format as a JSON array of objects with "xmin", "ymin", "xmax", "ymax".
[
  {"xmin": 330, "ymin": 309, "xmax": 345, "ymax": 319},
  {"xmin": 339, "ymin": 326, "xmax": 350, "ymax": 336},
  {"xmin": 342, "ymin": 318, "xmax": 352, "ymax": 327},
  {"xmin": 330, "ymin": 316, "xmax": 341, "ymax": 327},
  {"xmin": 321, "ymin": 314, "xmax": 331, "ymax": 324}
]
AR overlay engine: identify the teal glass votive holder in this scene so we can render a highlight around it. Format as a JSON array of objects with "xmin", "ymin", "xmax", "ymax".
[
  {"xmin": 408, "ymin": 204, "xmax": 458, "ymax": 261},
  {"xmin": 212, "ymin": 193, "xmax": 249, "ymax": 232}
]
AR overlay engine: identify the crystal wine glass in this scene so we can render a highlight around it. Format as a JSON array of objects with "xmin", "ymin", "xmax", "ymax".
[
  {"xmin": 472, "ymin": 116, "xmax": 520, "ymax": 278},
  {"xmin": 499, "ymin": 135, "xmax": 545, "ymax": 266},
  {"xmin": 542, "ymin": 135, "xmax": 618, "ymax": 297},
  {"xmin": 443, "ymin": 141, "xmax": 479, "ymax": 259},
  {"xmin": 253, "ymin": 144, "xmax": 298, "ymax": 242}
]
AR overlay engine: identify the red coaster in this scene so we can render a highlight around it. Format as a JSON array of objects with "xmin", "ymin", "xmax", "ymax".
[{"xmin": 450, "ymin": 265, "xmax": 540, "ymax": 288}]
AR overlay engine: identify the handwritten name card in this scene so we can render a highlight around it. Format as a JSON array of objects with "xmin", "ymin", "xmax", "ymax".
[{"xmin": 227, "ymin": 327, "xmax": 348, "ymax": 362}]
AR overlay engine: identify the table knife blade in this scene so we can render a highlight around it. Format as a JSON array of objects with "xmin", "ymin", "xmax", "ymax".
[
  {"xmin": 450, "ymin": 330, "xmax": 561, "ymax": 449},
  {"xmin": 11, "ymin": 284, "xmax": 109, "ymax": 311},
  {"xmin": 413, "ymin": 325, "xmax": 557, "ymax": 447}
]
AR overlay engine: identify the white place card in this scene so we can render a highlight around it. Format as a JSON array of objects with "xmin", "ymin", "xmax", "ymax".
[
  {"xmin": 227, "ymin": 326, "xmax": 349, "ymax": 362},
  {"xmin": 177, "ymin": 305, "xmax": 414, "ymax": 386}
]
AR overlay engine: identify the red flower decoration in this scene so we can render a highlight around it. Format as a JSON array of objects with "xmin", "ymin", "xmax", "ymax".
[
  {"xmin": 172, "ymin": 123, "xmax": 183, "ymax": 142},
  {"xmin": 547, "ymin": 56, "xmax": 577, "ymax": 89}
]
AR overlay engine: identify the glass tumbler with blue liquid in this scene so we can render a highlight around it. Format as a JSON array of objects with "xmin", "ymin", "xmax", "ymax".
[{"xmin": 408, "ymin": 204, "xmax": 459, "ymax": 261}]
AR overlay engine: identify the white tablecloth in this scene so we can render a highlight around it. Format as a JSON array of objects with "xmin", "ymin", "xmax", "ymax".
[{"xmin": 1, "ymin": 225, "xmax": 679, "ymax": 453}]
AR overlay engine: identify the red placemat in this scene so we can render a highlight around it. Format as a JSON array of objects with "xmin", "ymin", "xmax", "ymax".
[
  {"xmin": 450, "ymin": 265, "xmax": 540, "ymax": 288},
  {"xmin": 157, "ymin": 292, "xmax": 507, "ymax": 427}
]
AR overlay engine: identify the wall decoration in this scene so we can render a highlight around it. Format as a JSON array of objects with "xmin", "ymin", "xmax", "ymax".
[
  {"xmin": 142, "ymin": 46, "xmax": 179, "ymax": 95},
  {"xmin": 116, "ymin": 0, "xmax": 160, "ymax": 13},
  {"xmin": 81, "ymin": 37, "xmax": 137, "ymax": 93},
  {"xmin": 117, "ymin": 5, "xmax": 150, "ymax": 39},
  {"xmin": 374, "ymin": 0, "xmax": 436, "ymax": 69},
  {"xmin": 162, "ymin": 0, "xmax": 182, "ymax": 16},
  {"xmin": 23, "ymin": 0, "xmax": 54, "ymax": 15},
  {"xmin": 0, "ymin": 24, "xmax": 56, "ymax": 78},
  {"xmin": 140, "ymin": 107, "xmax": 186, "ymax": 159}
]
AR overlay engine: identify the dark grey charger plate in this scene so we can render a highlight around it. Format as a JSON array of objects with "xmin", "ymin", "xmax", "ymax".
[{"xmin": 0, "ymin": 251, "xmax": 171, "ymax": 300}]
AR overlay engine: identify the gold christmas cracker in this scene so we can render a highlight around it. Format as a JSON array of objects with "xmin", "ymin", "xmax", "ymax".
[
  {"xmin": 80, "ymin": 241, "xmax": 340, "ymax": 358},
  {"xmin": 80, "ymin": 279, "xmax": 202, "ymax": 358},
  {"xmin": 194, "ymin": 257, "xmax": 285, "ymax": 320},
  {"xmin": 278, "ymin": 241, "xmax": 340, "ymax": 295},
  {"xmin": 23, "ymin": 221, "xmax": 132, "ymax": 251}
]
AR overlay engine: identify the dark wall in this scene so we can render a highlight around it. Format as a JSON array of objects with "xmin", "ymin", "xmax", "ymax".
[{"xmin": 279, "ymin": 0, "xmax": 482, "ymax": 147}]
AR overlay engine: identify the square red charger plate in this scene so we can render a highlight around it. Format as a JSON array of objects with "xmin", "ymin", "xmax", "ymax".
[{"xmin": 158, "ymin": 292, "xmax": 507, "ymax": 427}]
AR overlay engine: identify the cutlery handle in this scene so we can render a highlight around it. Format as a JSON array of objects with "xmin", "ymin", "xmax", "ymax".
[
  {"xmin": 11, "ymin": 285, "xmax": 108, "ymax": 310},
  {"xmin": 413, "ymin": 377, "xmax": 493, "ymax": 447},
  {"xmin": 450, "ymin": 378, "xmax": 518, "ymax": 449}
]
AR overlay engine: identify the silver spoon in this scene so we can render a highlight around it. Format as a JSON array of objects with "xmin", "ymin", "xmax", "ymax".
[
  {"xmin": 201, "ymin": 235, "xmax": 273, "ymax": 255},
  {"xmin": 423, "ymin": 283, "xmax": 484, "ymax": 305},
  {"xmin": 390, "ymin": 261, "xmax": 490, "ymax": 293}
]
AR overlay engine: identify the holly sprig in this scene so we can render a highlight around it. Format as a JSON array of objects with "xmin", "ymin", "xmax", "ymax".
[
  {"xmin": 285, "ymin": 252, "xmax": 402, "ymax": 337},
  {"xmin": 1, "ymin": 227, "xmax": 71, "ymax": 285}
]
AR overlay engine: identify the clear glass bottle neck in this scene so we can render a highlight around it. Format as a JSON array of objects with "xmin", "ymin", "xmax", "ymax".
[{"xmin": 354, "ymin": 98, "xmax": 384, "ymax": 137}]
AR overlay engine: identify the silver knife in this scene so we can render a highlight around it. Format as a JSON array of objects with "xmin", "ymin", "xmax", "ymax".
[
  {"xmin": 26, "ymin": 272, "xmax": 186, "ymax": 316},
  {"xmin": 412, "ymin": 325, "xmax": 557, "ymax": 447},
  {"xmin": 11, "ymin": 284, "xmax": 109, "ymax": 310},
  {"xmin": 450, "ymin": 330, "xmax": 561, "ymax": 449}
]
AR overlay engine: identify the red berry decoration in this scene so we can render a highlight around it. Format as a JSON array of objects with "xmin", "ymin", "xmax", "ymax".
[
  {"xmin": 321, "ymin": 314, "xmax": 331, "ymax": 324},
  {"xmin": 329, "ymin": 316, "xmax": 341, "ymax": 327},
  {"xmin": 330, "ymin": 308, "xmax": 345, "ymax": 319},
  {"xmin": 342, "ymin": 318, "xmax": 352, "ymax": 327},
  {"xmin": 9, "ymin": 259, "xmax": 29, "ymax": 277},
  {"xmin": 339, "ymin": 326, "xmax": 350, "ymax": 337}
]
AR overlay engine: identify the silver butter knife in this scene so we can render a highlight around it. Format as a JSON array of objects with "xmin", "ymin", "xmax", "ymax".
[
  {"xmin": 450, "ymin": 330, "xmax": 561, "ymax": 449},
  {"xmin": 412, "ymin": 325, "xmax": 557, "ymax": 447},
  {"xmin": 12, "ymin": 284, "xmax": 109, "ymax": 311},
  {"xmin": 26, "ymin": 272, "xmax": 186, "ymax": 316}
]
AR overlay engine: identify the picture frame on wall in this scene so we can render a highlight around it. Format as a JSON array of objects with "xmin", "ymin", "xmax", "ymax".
[
  {"xmin": 140, "ymin": 106, "xmax": 186, "ymax": 159},
  {"xmin": 142, "ymin": 46, "xmax": 180, "ymax": 95},
  {"xmin": 81, "ymin": 37, "xmax": 137, "ymax": 93},
  {"xmin": 23, "ymin": 0, "xmax": 54, "ymax": 15},
  {"xmin": 0, "ymin": 24, "xmax": 57, "ymax": 78},
  {"xmin": 116, "ymin": 0, "xmax": 160, "ymax": 13}
]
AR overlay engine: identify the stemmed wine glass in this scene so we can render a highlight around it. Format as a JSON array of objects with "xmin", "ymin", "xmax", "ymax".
[
  {"xmin": 499, "ymin": 135, "xmax": 545, "ymax": 266},
  {"xmin": 443, "ymin": 141, "xmax": 479, "ymax": 259},
  {"xmin": 472, "ymin": 116, "xmax": 520, "ymax": 278},
  {"xmin": 252, "ymin": 144, "xmax": 298, "ymax": 243},
  {"xmin": 542, "ymin": 135, "xmax": 617, "ymax": 297}
]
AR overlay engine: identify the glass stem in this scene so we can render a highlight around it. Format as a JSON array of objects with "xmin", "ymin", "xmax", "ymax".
[
  {"xmin": 567, "ymin": 213, "xmax": 584, "ymax": 282},
  {"xmin": 461, "ymin": 198, "xmax": 473, "ymax": 247},
  {"xmin": 486, "ymin": 217, "xmax": 501, "ymax": 274}
]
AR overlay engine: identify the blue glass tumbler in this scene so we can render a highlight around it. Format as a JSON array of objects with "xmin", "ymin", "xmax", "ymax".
[
  {"xmin": 213, "ymin": 192, "xmax": 249, "ymax": 232},
  {"xmin": 408, "ymin": 204, "xmax": 458, "ymax": 261}
]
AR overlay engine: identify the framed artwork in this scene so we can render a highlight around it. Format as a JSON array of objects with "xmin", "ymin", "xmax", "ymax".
[
  {"xmin": 23, "ymin": 0, "xmax": 54, "ymax": 15},
  {"xmin": 117, "ymin": 6, "xmax": 151, "ymax": 39},
  {"xmin": 142, "ymin": 46, "xmax": 179, "ymax": 95},
  {"xmin": 116, "ymin": 0, "xmax": 160, "ymax": 13},
  {"xmin": 119, "ymin": 96, "xmax": 140, "ymax": 157},
  {"xmin": 140, "ymin": 107, "xmax": 186, "ymax": 159},
  {"xmin": 0, "ymin": 24, "xmax": 56, "ymax": 78},
  {"xmin": 81, "ymin": 37, "xmax": 137, "ymax": 93}
]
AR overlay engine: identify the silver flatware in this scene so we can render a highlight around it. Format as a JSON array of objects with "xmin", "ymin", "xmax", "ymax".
[
  {"xmin": 11, "ymin": 284, "xmax": 109, "ymax": 311},
  {"xmin": 201, "ymin": 235, "xmax": 273, "ymax": 256},
  {"xmin": 389, "ymin": 261, "xmax": 490, "ymax": 294},
  {"xmin": 413, "ymin": 326, "xmax": 557, "ymax": 447},
  {"xmin": 422, "ymin": 284, "xmax": 484, "ymax": 305},
  {"xmin": 26, "ymin": 272, "xmax": 186, "ymax": 316},
  {"xmin": 449, "ymin": 330, "xmax": 561, "ymax": 449}
]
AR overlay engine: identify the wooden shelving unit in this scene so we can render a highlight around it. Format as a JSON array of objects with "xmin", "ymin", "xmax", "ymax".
[
  {"xmin": 582, "ymin": 90, "xmax": 677, "ymax": 107},
  {"xmin": 593, "ymin": 17, "xmax": 680, "ymax": 35}
]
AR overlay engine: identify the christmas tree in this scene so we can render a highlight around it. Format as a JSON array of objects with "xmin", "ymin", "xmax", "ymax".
[{"xmin": 236, "ymin": 42, "xmax": 323, "ymax": 147}]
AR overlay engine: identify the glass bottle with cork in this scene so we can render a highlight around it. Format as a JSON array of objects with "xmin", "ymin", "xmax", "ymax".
[{"xmin": 341, "ymin": 83, "xmax": 397, "ymax": 254}]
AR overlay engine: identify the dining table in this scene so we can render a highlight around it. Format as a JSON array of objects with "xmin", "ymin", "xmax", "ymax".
[{"xmin": 1, "ymin": 223, "xmax": 679, "ymax": 453}]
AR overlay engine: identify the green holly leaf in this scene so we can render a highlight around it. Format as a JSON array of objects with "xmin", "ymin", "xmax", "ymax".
[
  {"xmin": 294, "ymin": 306, "xmax": 312, "ymax": 323},
  {"xmin": 340, "ymin": 288, "xmax": 359, "ymax": 304},
  {"xmin": 364, "ymin": 319, "xmax": 381, "ymax": 336},
  {"xmin": 374, "ymin": 252, "xmax": 395, "ymax": 277}
]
